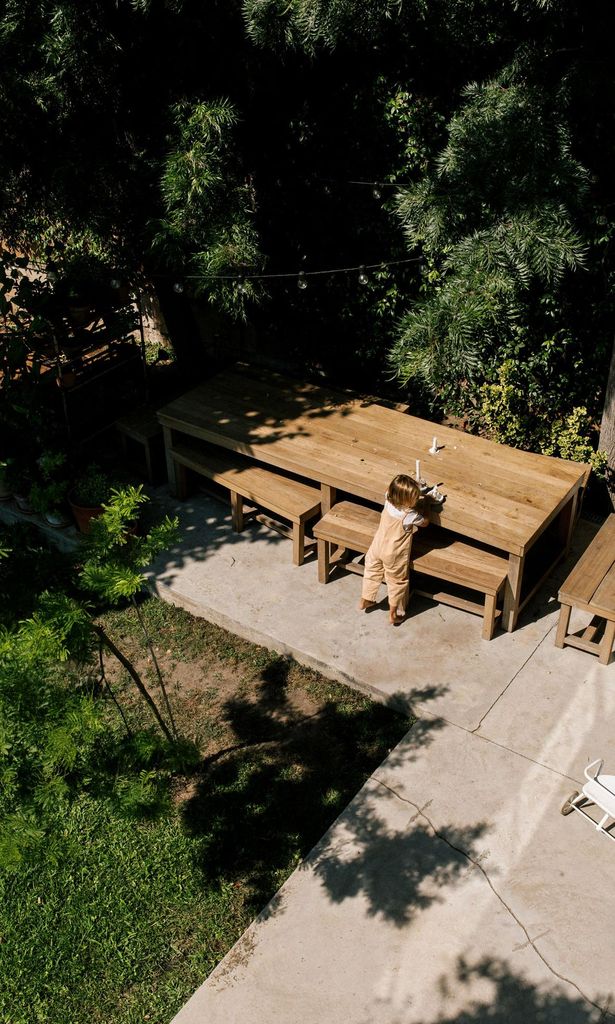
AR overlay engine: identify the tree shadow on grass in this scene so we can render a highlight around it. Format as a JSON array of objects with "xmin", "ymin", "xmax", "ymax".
[
  {"xmin": 180, "ymin": 658, "xmax": 485, "ymax": 929},
  {"xmin": 362, "ymin": 956, "xmax": 611, "ymax": 1024}
]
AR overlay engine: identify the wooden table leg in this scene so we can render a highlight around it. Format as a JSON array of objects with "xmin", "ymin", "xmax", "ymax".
[
  {"xmin": 503, "ymin": 553, "xmax": 524, "ymax": 632},
  {"xmin": 558, "ymin": 489, "xmax": 580, "ymax": 555},
  {"xmin": 162, "ymin": 426, "xmax": 177, "ymax": 496},
  {"xmin": 320, "ymin": 484, "xmax": 336, "ymax": 514}
]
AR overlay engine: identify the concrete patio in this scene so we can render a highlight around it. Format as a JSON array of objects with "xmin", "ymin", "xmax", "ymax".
[{"xmin": 146, "ymin": 490, "xmax": 615, "ymax": 1023}]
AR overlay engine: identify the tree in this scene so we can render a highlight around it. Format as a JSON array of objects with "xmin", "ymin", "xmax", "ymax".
[{"xmin": 79, "ymin": 485, "xmax": 179, "ymax": 741}]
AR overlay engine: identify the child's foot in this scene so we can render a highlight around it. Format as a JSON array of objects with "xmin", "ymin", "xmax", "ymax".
[
  {"xmin": 359, "ymin": 598, "xmax": 376, "ymax": 612},
  {"xmin": 389, "ymin": 608, "xmax": 405, "ymax": 626}
]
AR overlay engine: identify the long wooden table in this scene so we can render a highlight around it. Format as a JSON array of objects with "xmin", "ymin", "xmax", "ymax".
[{"xmin": 157, "ymin": 368, "xmax": 590, "ymax": 631}]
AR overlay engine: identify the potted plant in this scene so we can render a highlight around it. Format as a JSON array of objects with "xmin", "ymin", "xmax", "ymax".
[
  {"xmin": 30, "ymin": 451, "xmax": 71, "ymax": 528},
  {"xmin": 69, "ymin": 465, "xmax": 120, "ymax": 533},
  {"xmin": 7, "ymin": 456, "xmax": 36, "ymax": 514}
]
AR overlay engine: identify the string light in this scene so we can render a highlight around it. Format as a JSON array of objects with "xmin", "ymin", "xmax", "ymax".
[
  {"xmin": 110, "ymin": 278, "xmax": 121, "ymax": 290},
  {"xmin": 16, "ymin": 253, "xmax": 422, "ymax": 289},
  {"xmin": 186, "ymin": 256, "xmax": 419, "ymax": 282},
  {"xmin": 372, "ymin": 187, "xmax": 382, "ymax": 200}
]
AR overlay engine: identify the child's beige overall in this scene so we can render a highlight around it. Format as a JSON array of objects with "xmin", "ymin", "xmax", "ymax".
[{"xmin": 362, "ymin": 505, "xmax": 414, "ymax": 613}]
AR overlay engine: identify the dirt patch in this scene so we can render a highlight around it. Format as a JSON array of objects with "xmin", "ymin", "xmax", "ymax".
[{"xmin": 102, "ymin": 618, "xmax": 329, "ymax": 764}]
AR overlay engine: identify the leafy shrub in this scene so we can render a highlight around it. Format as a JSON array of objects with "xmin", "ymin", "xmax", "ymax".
[
  {"xmin": 71, "ymin": 465, "xmax": 120, "ymax": 508},
  {"xmin": 542, "ymin": 407, "xmax": 608, "ymax": 477},
  {"xmin": 478, "ymin": 361, "xmax": 607, "ymax": 475},
  {"xmin": 477, "ymin": 360, "xmax": 532, "ymax": 448}
]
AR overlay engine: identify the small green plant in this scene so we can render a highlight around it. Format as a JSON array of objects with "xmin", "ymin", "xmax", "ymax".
[
  {"xmin": 72, "ymin": 465, "xmax": 119, "ymax": 507},
  {"xmin": 29, "ymin": 450, "xmax": 70, "ymax": 516}
]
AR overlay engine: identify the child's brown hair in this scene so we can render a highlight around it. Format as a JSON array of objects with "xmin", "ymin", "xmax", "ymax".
[{"xmin": 387, "ymin": 474, "xmax": 420, "ymax": 511}]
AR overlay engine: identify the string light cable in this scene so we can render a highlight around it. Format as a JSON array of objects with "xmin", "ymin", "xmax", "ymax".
[
  {"xmin": 181, "ymin": 255, "xmax": 421, "ymax": 283},
  {"xmin": 16, "ymin": 254, "xmax": 422, "ymax": 291}
]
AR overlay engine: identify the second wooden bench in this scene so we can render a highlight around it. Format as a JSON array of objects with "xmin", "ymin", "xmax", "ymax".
[
  {"xmin": 170, "ymin": 441, "xmax": 321, "ymax": 566},
  {"xmin": 313, "ymin": 501, "xmax": 509, "ymax": 640},
  {"xmin": 555, "ymin": 513, "xmax": 615, "ymax": 665}
]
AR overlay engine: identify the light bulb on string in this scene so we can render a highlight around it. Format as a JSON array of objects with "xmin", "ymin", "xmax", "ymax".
[
  {"xmin": 358, "ymin": 266, "xmax": 369, "ymax": 285},
  {"xmin": 237, "ymin": 277, "xmax": 248, "ymax": 296},
  {"xmin": 172, "ymin": 281, "xmax": 184, "ymax": 295},
  {"xmin": 372, "ymin": 187, "xmax": 382, "ymax": 200},
  {"xmin": 110, "ymin": 278, "xmax": 121, "ymax": 290},
  {"xmin": 297, "ymin": 271, "xmax": 308, "ymax": 291}
]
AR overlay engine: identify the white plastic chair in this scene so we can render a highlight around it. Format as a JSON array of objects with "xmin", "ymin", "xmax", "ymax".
[{"xmin": 561, "ymin": 759, "xmax": 615, "ymax": 842}]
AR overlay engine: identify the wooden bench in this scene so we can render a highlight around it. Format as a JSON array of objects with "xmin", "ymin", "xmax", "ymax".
[
  {"xmin": 170, "ymin": 441, "xmax": 321, "ymax": 566},
  {"xmin": 115, "ymin": 407, "xmax": 163, "ymax": 483},
  {"xmin": 313, "ymin": 501, "xmax": 508, "ymax": 640},
  {"xmin": 555, "ymin": 514, "xmax": 615, "ymax": 665}
]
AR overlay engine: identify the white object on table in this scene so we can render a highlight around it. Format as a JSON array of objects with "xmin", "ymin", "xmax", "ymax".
[
  {"xmin": 429, "ymin": 436, "xmax": 438, "ymax": 454},
  {"xmin": 415, "ymin": 459, "xmax": 420, "ymax": 480}
]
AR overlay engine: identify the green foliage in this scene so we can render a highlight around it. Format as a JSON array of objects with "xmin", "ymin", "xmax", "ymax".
[
  {"xmin": 154, "ymin": 100, "xmax": 265, "ymax": 319},
  {"xmin": 0, "ymin": 523, "xmax": 73, "ymax": 628},
  {"xmin": 543, "ymin": 408, "xmax": 608, "ymax": 477},
  {"xmin": 71, "ymin": 465, "xmax": 119, "ymax": 508},
  {"xmin": 391, "ymin": 72, "xmax": 589, "ymax": 398},
  {"xmin": 243, "ymin": 0, "xmax": 418, "ymax": 52},
  {"xmin": 0, "ymin": 615, "xmax": 103, "ymax": 870},
  {"xmin": 477, "ymin": 360, "xmax": 606, "ymax": 474},
  {"xmin": 478, "ymin": 360, "xmax": 531, "ymax": 448},
  {"xmin": 29, "ymin": 450, "xmax": 70, "ymax": 514},
  {"xmin": 81, "ymin": 486, "xmax": 179, "ymax": 605}
]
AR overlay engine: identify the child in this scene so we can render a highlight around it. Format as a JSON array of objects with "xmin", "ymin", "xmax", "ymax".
[{"xmin": 359, "ymin": 474, "xmax": 428, "ymax": 626}]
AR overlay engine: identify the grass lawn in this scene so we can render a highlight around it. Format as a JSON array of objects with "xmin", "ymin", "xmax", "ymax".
[{"xmin": 1, "ymin": 594, "xmax": 410, "ymax": 1024}]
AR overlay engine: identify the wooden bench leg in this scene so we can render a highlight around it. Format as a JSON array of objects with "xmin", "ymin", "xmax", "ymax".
[
  {"xmin": 230, "ymin": 491, "xmax": 244, "ymax": 532},
  {"xmin": 599, "ymin": 620, "xmax": 615, "ymax": 665},
  {"xmin": 143, "ymin": 440, "xmax": 154, "ymax": 484},
  {"xmin": 317, "ymin": 539, "xmax": 330, "ymax": 583},
  {"xmin": 175, "ymin": 462, "xmax": 189, "ymax": 501},
  {"xmin": 162, "ymin": 426, "xmax": 178, "ymax": 496},
  {"xmin": 482, "ymin": 593, "xmax": 497, "ymax": 641},
  {"xmin": 555, "ymin": 603, "xmax": 572, "ymax": 649},
  {"xmin": 292, "ymin": 522, "xmax": 305, "ymax": 566}
]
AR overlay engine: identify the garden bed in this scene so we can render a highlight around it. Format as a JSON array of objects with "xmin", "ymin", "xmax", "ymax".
[{"xmin": 1, "ymin": 592, "xmax": 410, "ymax": 1024}]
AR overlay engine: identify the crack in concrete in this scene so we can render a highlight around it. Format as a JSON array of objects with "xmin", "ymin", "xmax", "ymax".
[
  {"xmin": 374, "ymin": 777, "xmax": 615, "ymax": 1022},
  {"xmin": 470, "ymin": 624, "xmax": 555, "ymax": 735}
]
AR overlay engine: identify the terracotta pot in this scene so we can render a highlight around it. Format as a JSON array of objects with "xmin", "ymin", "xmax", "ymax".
[{"xmin": 68, "ymin": 492, "xmax": 103, "ymax": 534}]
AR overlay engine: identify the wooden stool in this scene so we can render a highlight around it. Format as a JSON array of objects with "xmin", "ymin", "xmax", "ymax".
[
  {"xmin": 115, "ymin": 408, "xmax": 163, "ymax": 484},
  {"xmin": 555, "ymin": 514, "xmax": 615, "ymax": 666}
]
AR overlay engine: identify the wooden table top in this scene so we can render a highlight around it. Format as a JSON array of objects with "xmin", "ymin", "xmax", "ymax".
[{"xmin": 158, "ymin": 368, "xmax": 589, "ymax": 556}]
